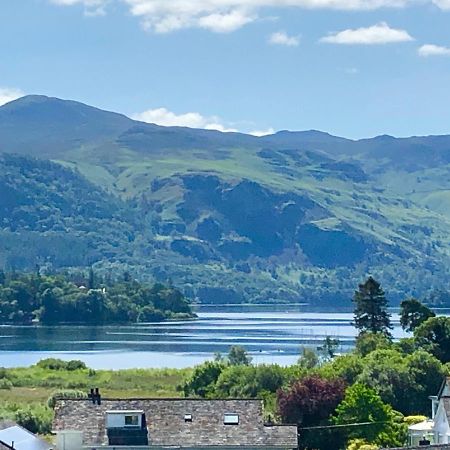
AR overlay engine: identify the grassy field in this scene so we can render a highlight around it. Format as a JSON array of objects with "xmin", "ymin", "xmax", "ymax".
[
  {"xmin": 0, "ymin": 363, "xmax": 191, "ymax": 434},
  {"xmin": 2, "ymin": 365, "xmax": 191, "ymax": 397}
]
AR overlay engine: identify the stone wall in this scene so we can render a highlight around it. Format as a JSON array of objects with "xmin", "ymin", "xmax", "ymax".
[{"xmin": 53, "ymin": 398, "xmax": 298, "ymax": 449}]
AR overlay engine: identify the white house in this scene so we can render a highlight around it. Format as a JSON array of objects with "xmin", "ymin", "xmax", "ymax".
[{"xmin": 407, "ymin": 377, "xmax": 450, "ymax": 446}]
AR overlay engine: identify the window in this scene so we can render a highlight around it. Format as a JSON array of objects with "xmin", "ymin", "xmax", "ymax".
[
  {"xmin": 184, "ymin": 414, "xmax": 192, "ymax": 422},
  {"xmin": 224, "ymin": 414, "xmax": 239, "ymax": 425},
  {"xmin": 124, "ymin": 415, "xmax": 139, "ymax": 427}
]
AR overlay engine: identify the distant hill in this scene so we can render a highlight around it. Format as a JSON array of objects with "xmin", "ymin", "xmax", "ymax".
[{"xmin": 1, "ymin": 95, "xmax": 450, "ymax": 305}]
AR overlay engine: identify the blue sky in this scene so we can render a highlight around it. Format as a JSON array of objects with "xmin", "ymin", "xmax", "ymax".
[{"xmin": 1, "ymin": 0, "xmax": 450, "ymax": 138}]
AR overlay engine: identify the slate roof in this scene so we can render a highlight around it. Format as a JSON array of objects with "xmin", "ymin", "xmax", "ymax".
[
  {"xmin": 53, "ymin": 398, "xmax": 298, "ymax": 449},
  {"xmin": 0, "ymin": 424, "xmax": 52, "ymax": 450},
  {"xmin": 437, "ymin": 377, "xmax": 450, "ymax": 399},
  {"xmin": 0, "ymin": 422, "xmax": 17, "ymax": 432}
]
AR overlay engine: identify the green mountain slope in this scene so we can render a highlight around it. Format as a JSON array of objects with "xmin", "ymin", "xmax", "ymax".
[{"xmin": 1, "ymin": 95, "xmax": 450, "ymax": 304}]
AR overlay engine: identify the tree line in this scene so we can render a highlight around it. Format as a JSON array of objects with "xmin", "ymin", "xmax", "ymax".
[{"xmin": 0, "ymin": 269, "xmax": 194, "ymax": 324}]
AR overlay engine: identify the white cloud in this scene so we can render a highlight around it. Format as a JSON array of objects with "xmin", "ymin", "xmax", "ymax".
[
  {"xmin": 320, "ymin": 22, "xmax": 414, "ymax": 45},
  {"xmin": 133, "ymin": 107, "xmax": 238, "ymax": 132},
  {"xmin": 418, "ymin": 44, "xmax": 450, "ymax": 57},
  {"xmin": 133, "ymin": 107, "xmax": 277, "ymax": 135},
  {"xmin": 432, "ymin": 0, "xmax": 450, "ymax": 9},
  {"xmin": 249, "ymin": 128, "xmax": 275, "ymax": 136},
  {"xmin": 198, "ymin": 10, "xmax": 255, "ymax": 33},
  {"xmin": 269, "ymin": 31, "xmax": 300, "ymax": 47},
  {"xmin": 0, "ymin": 87, "xmax": 24, "ymax": 107},
  {"xmin": 52, "ymin": 0, "xmax": 419, "ymax": 33}
]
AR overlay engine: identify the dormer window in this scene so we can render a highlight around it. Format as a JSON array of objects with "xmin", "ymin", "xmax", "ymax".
[
  {"xmin": 106, "ymin": 410, "xmax": 148, "ymax": 446},
  {"xmin": 125, "ymin": 415, "xmax": 139, "ymax": 427},
  {"xmin": 184, "ymin": 414, "xmax": 192, "ymax": 422},
  {"xmin": 224, "ymin": 414, "xmax": 239, "ymax": 425},
  {"xmin": 106, "ymin": 410, "xmax": 144, "ymax": 429}
]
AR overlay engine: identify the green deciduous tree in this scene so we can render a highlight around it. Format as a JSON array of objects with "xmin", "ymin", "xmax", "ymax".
[
  {"xmin": 356, "ymin": 349, "xmax": 414, "ymax": 414},
  {"xmin": 400, "ymin": 298, "xmax": 435, "ymax": 332},
  {"xmin": 319, "ymin": 353, "xmax": 364, "ymax": 386},
  {"xmin": 215, "ymin": 364, "xmax": 285, "ymax": 398},
  {"xmin": 414, "ymin": 316, "xmax": 450, "ymax": 363},
  {"xmin": 353, "ymin": 277, "xmax": 392, "ymax": 337},
  {"xmin": 332, "ymin": 383, "xmax": 404, "ymax": 447},
  {"xmin": 355, "ymin": 332, "xmax": 391, "ymax": 357},
  {"xmin": 354, "ymin": 348, "xmax": 445, "ymax": 415},
  {"xmin": 182, "ymin": 361, "xmax": 224, "ymax": 397}
]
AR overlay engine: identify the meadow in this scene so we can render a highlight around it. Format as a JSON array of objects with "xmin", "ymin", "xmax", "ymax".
[{"xmin": 0, "ymin": 361, "xmax": 191, "ymax": 434}]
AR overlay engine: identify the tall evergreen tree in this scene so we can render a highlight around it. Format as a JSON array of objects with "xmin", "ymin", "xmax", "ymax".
[{"xmin": 353, "ymin": 277, "xmax": 392, "ymax": 336}]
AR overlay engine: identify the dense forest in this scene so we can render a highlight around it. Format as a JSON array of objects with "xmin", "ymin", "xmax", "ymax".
[{"xmin": 0, "ymin": 269, "xmax": 194, "ymax": 324}]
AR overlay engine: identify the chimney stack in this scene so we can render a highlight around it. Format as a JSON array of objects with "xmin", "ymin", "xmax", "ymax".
[{"xmin": 88, "ymin": 388, "xmax": 101, "ymax": 405}]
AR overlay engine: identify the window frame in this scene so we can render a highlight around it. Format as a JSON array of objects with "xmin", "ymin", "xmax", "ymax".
[
  {"xmin": 124, "ymin": 414, "xmax": 140, "ymax": 427},
  {"xmin": 223, "ymin": 413, "xmax": 239, "ymax": 425}
]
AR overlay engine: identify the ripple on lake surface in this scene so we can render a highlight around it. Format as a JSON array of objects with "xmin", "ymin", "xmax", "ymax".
[{"xmin": 0, "ymin": 306, "xmax": 429, "ymax": 369}]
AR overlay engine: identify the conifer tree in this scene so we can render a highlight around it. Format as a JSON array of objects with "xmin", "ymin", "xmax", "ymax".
[
  {"xmin": 88, "ymin": 267, "xmax": 95, "ymax": 290},
  {"xmin": 353, "ymin": 277, "xmax": 392, "ymax": 337}
]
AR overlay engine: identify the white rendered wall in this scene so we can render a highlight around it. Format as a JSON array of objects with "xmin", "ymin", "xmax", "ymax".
[
  {"xmin": 56, "ymin": 431, "xmax": 83, "ymax": 450},
  {"xmin": 434, "ymin": 404, "xmax": 450, "ymax": 444}
]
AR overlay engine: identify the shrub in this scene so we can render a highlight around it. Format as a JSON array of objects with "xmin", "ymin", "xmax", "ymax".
[
  {"xmin": 347, "ymin": 439, "xmax": 379, "ymax": 450},
  {"xmin": 66, "ymin": 360, "xmax": 87, "ymax": 371},
  {"xmin": 36, "ymin": 358, "xmax": 87, "ymax": 371},
  {"xmin": 15, "ymin": 406, "xmax": 52, "ymax": 434},
  {"xmin": 403, "ymin": 415, "xmax": 427, "ymax": 426},
  {"xmin": 0, "ymin": 378, "xmax": 13, "ymax": 390},
  {"xmin": 36, "ymin": 358, "xmax": 68, "ymax": 370}
]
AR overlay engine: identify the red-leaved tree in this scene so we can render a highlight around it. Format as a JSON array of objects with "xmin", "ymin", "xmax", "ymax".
[{"xmin": 277, "ymin": 375, "xmax": 346, "ymax": 427}]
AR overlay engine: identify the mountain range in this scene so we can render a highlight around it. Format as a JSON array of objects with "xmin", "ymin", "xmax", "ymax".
[{"xmin": 1, "ymin": 95, "xmax": 450, "ymax": 305}]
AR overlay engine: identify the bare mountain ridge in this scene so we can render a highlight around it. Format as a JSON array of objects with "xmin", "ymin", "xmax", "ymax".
[{"xmin": 3, "ymin": 95, "xmax": 450, "ymax": 170}]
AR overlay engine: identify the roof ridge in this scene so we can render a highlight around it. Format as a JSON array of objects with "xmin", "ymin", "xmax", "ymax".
[{"xmin": 56, "ymin": 397, "xmax": 264, "ymax": 401}]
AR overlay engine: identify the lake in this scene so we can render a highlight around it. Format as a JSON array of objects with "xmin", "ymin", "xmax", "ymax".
[{"xmin": 0, "ymin": 305, "xmax": 426, "ymax": 369}]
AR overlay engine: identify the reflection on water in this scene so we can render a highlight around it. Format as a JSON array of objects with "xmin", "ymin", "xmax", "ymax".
[{"xmin": 0, "ymin": 305, "xmax": 444, "ymax": 369}]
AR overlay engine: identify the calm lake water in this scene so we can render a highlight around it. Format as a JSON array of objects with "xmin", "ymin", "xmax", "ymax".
[{"xmin": 0, "ymin": 305, "xmax": 440, "ymax": 369}]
